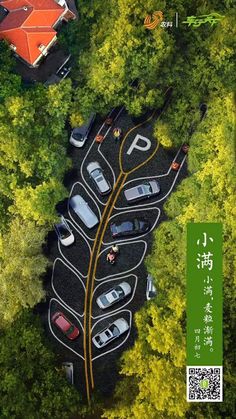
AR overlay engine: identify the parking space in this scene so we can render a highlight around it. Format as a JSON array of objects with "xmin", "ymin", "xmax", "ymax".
[
  {"xmin": 92, "ymin": 274, "xmax": 137, "ymax": 319},
  {"xmin": 103, "ymin": 207, "xmax": 160, "ymax": 245},
  {"xmin": 45, "ymin": 104, "xmax": 188, "ymax": 399},
  {"xmin": 96, "ymin": 241, "xmax": 147, "ymax": 281},
  {"xmin": 58, "ymin": 220, "xmax": 91, "ymax": 278},
  {"xmin": 68, "ymin": 182, "xmax": 101, "ymax": 241},
  {"xmin": 91, "ymin": 310, "xmax": 132, "ymax": 361},
  {"xmin": 51, "ymin": 259, "xmax": 85, "ymax": 316},
  {"xmin": 48, "ymin": 298, "xmax": 84, "ymax": 360}
]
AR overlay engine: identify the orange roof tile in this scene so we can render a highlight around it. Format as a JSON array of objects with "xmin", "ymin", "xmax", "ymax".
[
  {"xmin": 0, "ymin": 0, "xmax": 70, "ymax": 65},
  {"xmin": 1, "ymin": 0, "xmax": 62, "ymax": 12}
]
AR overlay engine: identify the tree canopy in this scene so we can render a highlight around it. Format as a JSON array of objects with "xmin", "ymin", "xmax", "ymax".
[{"xmin": 0, "ymin": 310, "xmax": 83, "ymax": 419}]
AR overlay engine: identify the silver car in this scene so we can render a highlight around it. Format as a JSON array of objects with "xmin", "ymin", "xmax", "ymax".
[
  {"xmin": 70, "ymin": 113, "xmax": 96, "ymax": 148},
  {"xmin": 146, "ymin": 274, "xmax": 157, "ymax": 300},
  {"xmin": 54, "ymin": 216, "xmax": 75, "ymax": 246},
  {"xmin": 69, "ymin": 195, "xmax": 99, "ymax": 229},
  {"xmin": 92, "ymin": 318, "xmax": 129, "ymax": 349},
  {"xmin": 62, "ymin": 362, "xmax": 74, "ymax": 385},
  {"xmin": 87, "ymin": 161, "xmax": 111, "ymax": 196},
  {"xmin": 96, "ymin": 281, "xmax": 131, "ymax": 309},
  {"xmin": 124, "ymin": 180, "xmax": 160, "ymax": 203}
]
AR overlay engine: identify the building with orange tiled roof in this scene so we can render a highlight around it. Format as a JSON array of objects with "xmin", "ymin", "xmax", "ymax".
[{"xmin": 0, "ymin": 0, "xmax": 76, "ymax": 67}]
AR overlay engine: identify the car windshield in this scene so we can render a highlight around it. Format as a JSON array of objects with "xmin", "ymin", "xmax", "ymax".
[
  {"xmin": 66, "ymin": 325, "xmax": 74, "ymax": 335},
  {"xmin": 95, "ymin": 335, "xmax": 103, "ymax": 344},
  {"xmin": 109, "ymin": 324, "xmax": 119, "ymax": 337},
  {"xmin": 100, "ymin": 295, "xmax": 109, "ymax": 306},
  {"xmin": 114, "ymin": 286, "xmax": 124, "ymax": 297},
  {"xmin": 73, "ymin": 133, "xmax": 83, "ymax": 141},
  {"xmin": 58, "ymin": 224, "xmax": 70, "ymax": 239},
  {"xmin": 148, "ymin": 291, "xmax": 156, "ymax": 298},
  {"xmin": 92, "ymin": 169, "xmax": 101, "ymax": 177}
]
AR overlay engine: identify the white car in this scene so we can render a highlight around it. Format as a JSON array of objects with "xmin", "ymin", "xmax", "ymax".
[
  {"xmin": 87, "ymin": 161, "xmax": 111, "ymax": 196},
  {"xmin": 92, "ymin": 318, "xmax": 129, "ymax": 349},
  {"xmin": 146, "ymin": 274, "xmax": 157, "ymax": 300},
  {"xmin": 124, "ymin": 180, "xmax": 160, "ymax": 203},
  {"xmin": 69, "ymin": 195, "xmax": 99, "ymax": 229},
  {"xmin": 54, "ymin": 216, "xmax": 75, "ymax": 246},
  {"xmin": 96, "ymin": 282, "xmax": 131, "ymax": 309},
  {"xmin": 70, "ymin": 113, "xmax": 96, "ymax": 148}
]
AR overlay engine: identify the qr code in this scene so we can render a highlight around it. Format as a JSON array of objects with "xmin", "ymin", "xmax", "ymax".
[{"xmin": 187, "ymin": 366, "xmax": 223, "ymax": 402}]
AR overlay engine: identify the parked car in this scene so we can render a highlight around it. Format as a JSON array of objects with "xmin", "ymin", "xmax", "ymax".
[
  {"xmin": 92, "ymin": 318, "xmax": 129, "ymax": 349},
  {"xmin": 110, "ymin": 218, "xmax": 150, "ymax": 237},
  {"xmin": 69, "ymin": 195, "xmax": 99, "ymax": 229},
  {"xmin": 57, "ymin": 66, "xmax": 71, "ymax": 79},
  {"xmin": 70, "ymin": 113, "xmax": 96, "ymax": 148},
  {"xmin": 51, "ymin": 312, "xmax": 79, "ymax": 340},
  {"xmin": 96, "ymin": 281, "xmax": 131, "ymax": 309},
  {"xmin": 124, "ymin": 180, "xmax": 160, "ymax": 203},
  {"xmin": 62, "ymin": 362, "xmax": 74, "ymax": 385},
  {"xmin": 54, "ymin": 216, "xmax": 75, "ymax": 246},
  {"xmin": 86, "ymin": 161, "xmax": 111, "ymax": 196},
  {"xmin": 146, "ymin": 274, "xmax": 157, "ymax": 300}
]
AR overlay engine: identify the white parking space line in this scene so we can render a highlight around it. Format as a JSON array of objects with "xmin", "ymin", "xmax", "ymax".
[
  {"xmin": 91, "ymin": 309, "xmax": 132, "ymax": 361},
  {"xmin": 66, "ymin": 218, "xmax": 92, "ymax": 253},
  {"xmin": 57, "ymin": 219, "xmax": 91, "ymax": 279},
  {"xmin": 80, "ymin": 107, "xmax": 124, "ymax": 206},
  {"xmin": 51, "ymin": 258, "xmax": 85, "ymax": 317},
  {"xmin": 68, "ymin": 182, "xmax": 101, "ymax": 241},
  {"xmin": 95, "ymin": 240, "xmax": 148, "ymax": 281},
  {"xmin": 97, "ymin": 107, "xmax": 124, "ymax": 188},
  {"xmin": 92, "ymin": 274, "xmax": 138, "ymax": 320},
  {"xmin": 115, "ymin": 148, "xmax": 187, "ymax": 210},
  {"xmin": 103, "ymin": 206, "xmax": 161, "ymax": 246},
  {"xmin": 48, "ymin": 298, "xmax": 85, "ymax": 361}
]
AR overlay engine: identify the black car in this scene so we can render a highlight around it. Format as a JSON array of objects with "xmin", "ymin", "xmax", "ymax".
[{"xmin": 110, "ymin": 218, "xmax": 150, "ymax": 238}]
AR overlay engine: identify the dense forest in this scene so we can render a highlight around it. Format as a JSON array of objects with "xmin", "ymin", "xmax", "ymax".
[{"xmin": 0, "ymin": 0, "xmax": 235, "ymax": 417}]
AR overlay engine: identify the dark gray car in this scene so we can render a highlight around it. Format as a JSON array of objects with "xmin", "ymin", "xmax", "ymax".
[
  {"xmin": 124, "ymin": 180, "xmax": 160, "ymax": 203},
  {"xmin": 87, "ymin": 161, "xmax": 111, "ymax": 196}
]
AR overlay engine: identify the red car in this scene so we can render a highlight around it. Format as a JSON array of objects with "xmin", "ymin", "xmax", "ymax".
[{"xmin": 51, "ymin": 312, "xmax": 79, "ymax": 340}]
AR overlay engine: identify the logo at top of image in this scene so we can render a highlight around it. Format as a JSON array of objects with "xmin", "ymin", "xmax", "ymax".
[
  {"xmin": 182, "ymin": 13, "xmax": 225, "ymax": 27},
  {"xmin": 144, "ymin": 11, "xmax": 163, "ymax": 30}
]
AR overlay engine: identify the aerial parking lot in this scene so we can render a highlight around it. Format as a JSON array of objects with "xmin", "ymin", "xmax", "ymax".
[{"xmin": 44, "ymin": 104, "xmax": 188, "ymax": 399}]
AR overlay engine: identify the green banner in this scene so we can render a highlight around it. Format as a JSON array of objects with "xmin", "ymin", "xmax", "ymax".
[{"xmin": 187, "ymin": 223, "xmax": 223, "ymax": 365}]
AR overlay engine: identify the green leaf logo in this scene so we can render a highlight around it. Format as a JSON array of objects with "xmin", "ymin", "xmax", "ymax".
[{"xmin": 200, "ymin": 379, "xmax": 209, "ymax": 389}]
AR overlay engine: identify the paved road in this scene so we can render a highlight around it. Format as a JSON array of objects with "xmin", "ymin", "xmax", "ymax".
[{"xmin": 43, "ymin": 97, "xmax": 188, "ymax": 401}]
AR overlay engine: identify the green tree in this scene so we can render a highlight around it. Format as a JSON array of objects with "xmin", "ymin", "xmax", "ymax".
[
  {"xmin": 11, "ymin": 179, "xmax": 68, "ymax": 226},
  {"xmin": 0, "ymin": 218, "xmax": 47, "ymax": 326},
  {"xmin": 0, "ymin": 41, "xmax": 21, "ymax": 102},
  {"xmin": 0, "ymin": 310, "xmax": 83, "ymax": 419}
]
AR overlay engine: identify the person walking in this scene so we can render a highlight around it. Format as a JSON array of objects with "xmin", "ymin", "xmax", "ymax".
[
  {"xmin": 111, "ymin": 244, "xmax": 119, "ymax": 254},
  {"xmin": 106, "ymin": 252, "xmax": 115, "ymax": 264},
  {"xmin": 113, "ymin": 127, "xmax": 122, "ymax": 143}
]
